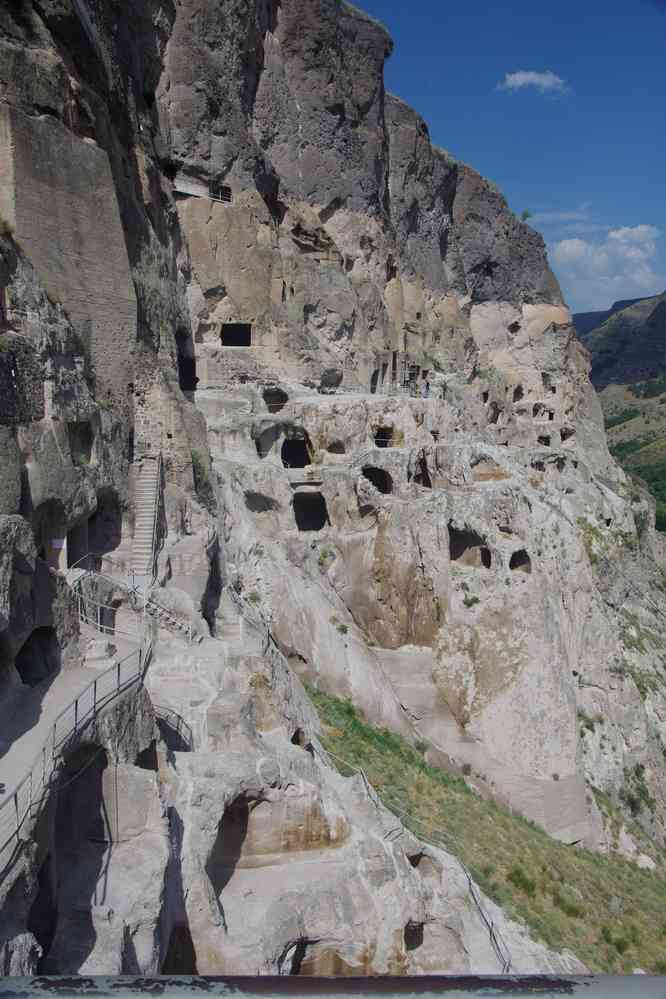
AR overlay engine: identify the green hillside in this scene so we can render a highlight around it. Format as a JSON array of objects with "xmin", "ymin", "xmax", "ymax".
[{"xmin": 309, "ymin": 686, "xmax": 666, "ymax": 974}]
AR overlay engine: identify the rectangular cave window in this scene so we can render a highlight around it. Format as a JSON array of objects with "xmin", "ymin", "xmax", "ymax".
[
  {"xmin": 220, "ymin": 323, "xmax": 252, "ymax": 347},
  {"xmin": 210, "ymin": 184, "xmax": 232, "ymax": 204}
]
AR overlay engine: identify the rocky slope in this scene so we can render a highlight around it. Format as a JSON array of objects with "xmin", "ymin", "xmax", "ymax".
[{"xmin": 0, "ymin": 0, "xmax": 665, "ymax": 978}]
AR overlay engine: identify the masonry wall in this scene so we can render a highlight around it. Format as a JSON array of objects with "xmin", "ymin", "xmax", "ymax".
[
  {"xmin": 0, "ymin": 106, "xmax": 137, "ymax": 422},
  {"xmin": 0, "ymin": 336, "xmax": 44, "ymax": 425}
]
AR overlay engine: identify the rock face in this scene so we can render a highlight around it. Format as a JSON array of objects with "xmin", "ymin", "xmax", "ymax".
[{"xmin": 0, "ymin": 0, "xmax": 665, "ymax": 980}]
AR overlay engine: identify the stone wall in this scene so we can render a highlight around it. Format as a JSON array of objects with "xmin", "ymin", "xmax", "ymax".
[
  {"xmin": 0, "ymin": 106, "xmax": 137, "ymax": 422},
  {"xmin": 0, "ymin": 335, "xmax": 44, "ymax": 425}
]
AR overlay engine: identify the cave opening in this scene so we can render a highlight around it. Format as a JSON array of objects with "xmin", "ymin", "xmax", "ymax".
[
  {"xmin": 281, "ymin": 436, "xmax": 311, "ymax": 468},
  {"xmin": 327, "ymin": 441, "xmax": 345, "ymax": 454},
  {"xmin": 538, "ymin": 435, "xmax": 551, "ymax": 447},
  {"xmin": 15, "ymin": 627, "xmax": 61, "ymax": 687},
  {"xmin": 561, "ymin": 427, "xmax": 575, "ymax": 442},
  {"xmin": 176, "ymin": 329, "xmax": 198, "ymax": 394},
  {"xmin": 67, "ymin": 421, "xmax": 94, "ymax": 466},
  {"xmin": 263, "ymin": 386, "xmax": 288, "ymax": 413},
  {"xmin": 374, "ymin": 426, "xmax": 394, "ymax": 448},
  {"xmin": 510, "ymin": 549, "xmax": 532, "ymax": 574},
  {"xmin": 404, "ymin": 921, "xmax": 424, "ymax": 951},
  {"xmin": 220, "ymin": 323, "xmax": 252, "ymax": 347},
  {"xmin": 293, "ymin": 492, "xmax": 329, "ymax": 532},
  {"xmin": 513, "ymin": 385, "xmax": 524, "ymax": 402},
  {"xmin": 448, "ymin": 524, "xmax": 491, "ymax": 569},
  {"xmin": 88, "ymin": 489, "xmax": 122, "ymax": 558},
  {"xmin": 414, "ymin": 455, "xmax": 432, "ymax": 488},
  {"xmin": 362, "ymin": 466, "xmax": 393, "ymax": 494},
  {"xmin": 370, "ymin": 369, "xmax": 380, "ymax": 394}
]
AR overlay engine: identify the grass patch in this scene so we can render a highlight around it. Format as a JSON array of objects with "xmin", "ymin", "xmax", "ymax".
[
  {"xmin": 605, "ymin": 408, "xmax": 641, "ymax": 430},
  {"xmin": 308, "ymin": 685, "xmax": 666, "ymax": 973}
]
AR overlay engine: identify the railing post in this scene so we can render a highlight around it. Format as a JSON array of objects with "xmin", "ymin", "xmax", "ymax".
[{"xmin": 117, "ymin": 660, "xmax": 121, "ymax": 690}]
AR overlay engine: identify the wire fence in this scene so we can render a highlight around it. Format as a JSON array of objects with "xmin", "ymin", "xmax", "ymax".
[
  {"xmin": 0, "ymin": 642, "xmax": 151, "ymax": 879},
  {"xmin": 315, "ymin": 743, "xmax": 513, "ymax": 974}
]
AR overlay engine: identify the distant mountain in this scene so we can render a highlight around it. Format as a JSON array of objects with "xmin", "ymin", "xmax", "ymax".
[
  {"xmin": 573, "ymin": 296, "xmax": 658, "ymax": 343},
  {"xmin": 573, "ymin": 291, "xmax": 666, "ymax": 389}
]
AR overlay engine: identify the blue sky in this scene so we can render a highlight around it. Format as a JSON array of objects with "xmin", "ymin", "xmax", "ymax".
[{"xmin": 357, "ymin": 0, "xmax": 666, "ymax": 313}]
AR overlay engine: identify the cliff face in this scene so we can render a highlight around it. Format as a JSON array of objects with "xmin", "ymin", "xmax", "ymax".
[{"xmin": 0, "ymin": 0, "xmax": 665, "ymax": 979}]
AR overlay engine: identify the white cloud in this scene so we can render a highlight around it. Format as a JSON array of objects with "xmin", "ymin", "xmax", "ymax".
[
  {"xmin": 550, "ymin": 224, "xmax": 665, "ymax": 311},
  {"xmin": 497, "ymin": 70, "xmax": 568, "ymax": 94}
]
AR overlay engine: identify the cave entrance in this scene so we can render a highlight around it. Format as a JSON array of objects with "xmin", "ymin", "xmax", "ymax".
[
  {"xmin": 327, "ymin": 441, "xmax": 345, "ymax": 454},
  {"xmin": 263, "ymin": 386, "xmax": 288, "ymax": 413},
  {"xmin": 510, "ymin": 549, "xmax": 531, "ymax": 574},
  {"xmin": 176, "ymin": 329, "xmax": 198, "ymax": 394},
  {"xmin": 362, "ymin": 466, "xmax": 393, "ymax": 494},
  {"xmin": 220, "ymin": 323, "xmax": 252, "ymax": 347},
  {"xmin": 448, "ymin": 524, "xmax": 491, "ymax": 569},
  {"xmin": 293, "ymin": 492, "xmax": 329, "ymax": 532},
  {"xmin": 15, "ymin": 626, "xmax": 61, "ymax": 687},
  {"xmin": 414, "ymin": 455, "xmax": 432, "ymax": 488},
  {"xmin": 66, "ymin": 519, "xmax": 89, "ymax": 569},
  {"xmin": 374, "ymin": 426, "xmax": 394, "ymax": 448},
  {"xmin": 370, "ymin": 369, "xmax": 380, "ymax": 394},
  {"xmin": 88, "ymin": 489, "xmax": 122, "ymax": 558},
  {"xmin": 281, "ymin": 435, "xmax": 311, "ymax": 469},
  {"xmin": 66, "ymin": 421, "xmax": 94, "ymax": 466}
]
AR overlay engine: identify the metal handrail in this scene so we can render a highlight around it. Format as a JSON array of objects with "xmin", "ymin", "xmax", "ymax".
[
  {"xmin": 153, "ymin": 703, "xmax": 194, "ymax": 751},
  {"xmin": 0, "ymin": 640, "xmax": 151, "ymax": 877},
  {"xmin": 150, "ymin": 452, "xmax": 163, "ymax": 585}
]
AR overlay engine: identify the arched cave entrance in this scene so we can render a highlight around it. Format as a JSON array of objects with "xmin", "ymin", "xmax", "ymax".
[
  {"xmin": 448, "ymin": 524, "xmax": 492, "ymax": 569},
  {"xmin": 15, "ymin": 626, "xmax": 61, "ymax": 687},
  {"xmin": 510, "ymin": 549, "xmax": 531, "ymax": 573},
  {"xmin": 281, "ymin": 435, "xmax": 312, "ymax": 469},
  {"xmin": 263, "ymin": 386, "xmax": 288, "ymax": 413},
  {"xmin": 362, "ymin": 466, "xmax": 393, "ymax": 494},
  {"xmin": 293, "ymin": 492, "xmax": 329, "ymax": 532}
]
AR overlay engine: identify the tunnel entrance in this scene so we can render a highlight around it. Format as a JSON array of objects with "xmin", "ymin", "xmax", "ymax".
[
  {"xmin": 176, "ymin": 329, "xmax": 198, "ymax": 394},
  {"xmin": 374, "ymin": 426, "xmax": 394, "ymax": 448},
  {"xmin": 362, "ymin": 466, "xmax": 393, "ymax": 494},
  {"xmin": 15, "ymin": 627, "xmax": 61, "ymax": 687},
  {"xmin": 293, "ymin": 492, "xmax": 329, "ymax": 532},
  {"xmin": 263, "ymin": 386, "xmax": 288, "ymax": 413},
  {"xmin": 281, "ymin": 435, "xmax": 311, "ymax": 468},
  {"xmin": 448, "ymin": 524, "xmax": 491, "ymax": 569},
  {"xmin": 221, "ymin": 323, "xmax": 252, "ymax": 347},
  {"xmin": 510, "ymin": 549, "xmax": 532, "ymax": 574}
]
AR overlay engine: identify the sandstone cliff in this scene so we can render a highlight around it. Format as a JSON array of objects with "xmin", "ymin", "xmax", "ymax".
[{"xmin": 0, "ymin": 0, "xmax": 665, "ymax": 978}]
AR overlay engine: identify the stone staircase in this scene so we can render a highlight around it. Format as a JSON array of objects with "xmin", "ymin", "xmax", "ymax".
[{"xmin": 132, "ymin": 457, "xmax": 161, "ymax": 578}]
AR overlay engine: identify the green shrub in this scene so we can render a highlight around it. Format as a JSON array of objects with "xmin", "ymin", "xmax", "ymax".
[
  {"xmin": 507, "ymin": 865, "xmax": 536, "ymax": 896},
  {"xmin": 463, "ymin": 594, "xmax": 480, "ymax": 608},
  {"xmin": 605, "ymin": 408, "xmax": 641, "ymax": 430},
  {"xmin": 552, "ymin": 887, "xmax": 583, "ymax": 918},
  {"xmin": 248, "ymin": 590, "xmax": 261, "ymax": 605},
  {"xmin": 337, "ymin": 623, "xmax": 348, "ymax": 635}
]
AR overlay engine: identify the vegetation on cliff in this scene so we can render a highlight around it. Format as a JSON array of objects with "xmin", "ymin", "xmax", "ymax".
[{"xmin": 309, "ymin": 686, "xmax": 666, "ymax": 974}]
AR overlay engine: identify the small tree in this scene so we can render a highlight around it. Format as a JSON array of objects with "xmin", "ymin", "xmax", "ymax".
[{"xmin": 521, "ymin": 209, "xmax": 532, "ymax": 221}]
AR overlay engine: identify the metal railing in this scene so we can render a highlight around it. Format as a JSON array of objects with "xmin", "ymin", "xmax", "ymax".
[
  {"xmin": 149, "ymin": 452, "xmax": 164, "ymax": 585},
  {"xmin": 153, "ymin": 703, "xmax": 194, "ymax": 751},
  {"xmin": 315, "ymin": 743, "xmax": 513, "ymax": 974},
  {"xmin": 0, "ymin": 641, "xmax": 152, "ymax": 878},
  {"xmin": 68, "ymin": 558, "xmax": 198, "ymax": 645}
]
